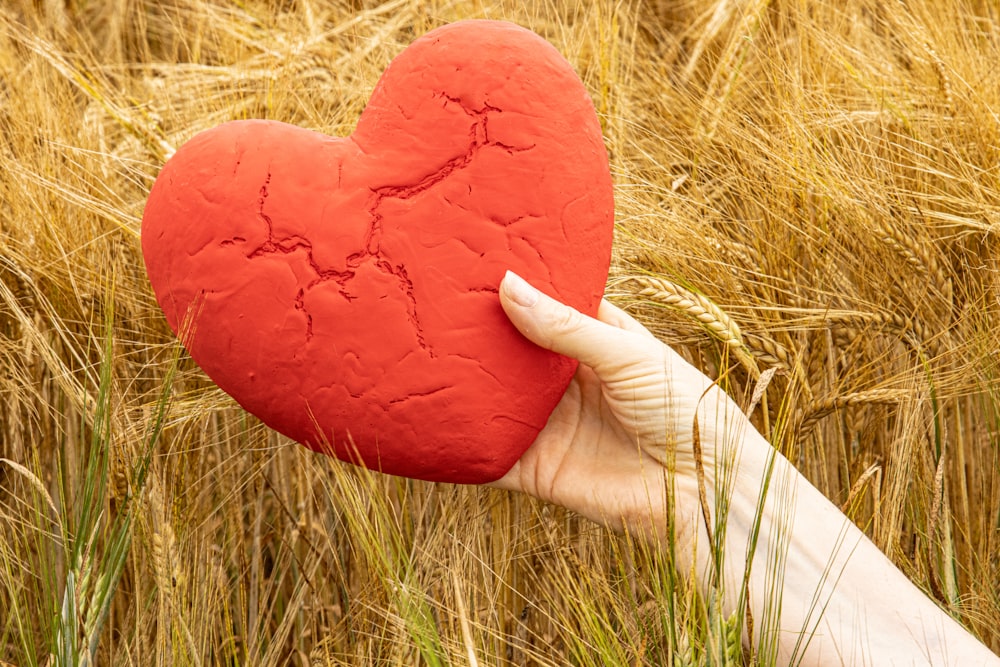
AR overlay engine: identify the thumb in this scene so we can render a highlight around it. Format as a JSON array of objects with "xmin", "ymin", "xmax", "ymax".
[{"xmin": 499, "ymin": 271, "xmax": 647, "ymax": 375}]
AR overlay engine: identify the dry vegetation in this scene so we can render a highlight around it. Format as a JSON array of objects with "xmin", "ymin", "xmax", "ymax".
[{"xmin": 1, "ymin": 0, "xmax": 999, "ymax": 665}]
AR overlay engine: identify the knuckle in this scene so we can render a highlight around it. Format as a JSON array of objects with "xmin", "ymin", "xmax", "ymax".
[{"xmin": 552, "ymin": 304, "xmax": 584, "ymax": 335}]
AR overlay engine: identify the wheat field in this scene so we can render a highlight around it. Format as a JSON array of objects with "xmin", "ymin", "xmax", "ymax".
[{"xmin": 1, "ymin": 0, "xmax": 998, "ymax": 665}]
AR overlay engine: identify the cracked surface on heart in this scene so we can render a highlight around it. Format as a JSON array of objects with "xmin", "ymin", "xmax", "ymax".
[
  {"xmin": 246, "ymin": 93, "xmax": 535, "ymax": 349},
  {"xmin": 142, "ymin": 20, "xmax": 614, "ymax": 483}
]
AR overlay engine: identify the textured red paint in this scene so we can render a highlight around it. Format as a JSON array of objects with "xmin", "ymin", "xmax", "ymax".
[{"xmin": 141, "ymin": 20, "xmax": 614, "ymax": 483}]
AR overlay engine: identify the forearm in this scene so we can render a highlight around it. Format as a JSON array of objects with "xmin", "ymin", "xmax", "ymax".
[{"xmin": 683, "ymin": 426, "xmax": 999, "ymax": 666}]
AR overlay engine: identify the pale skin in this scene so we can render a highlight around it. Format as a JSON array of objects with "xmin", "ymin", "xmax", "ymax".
[{"xmin": 492, "ymin": 270, "xmax": 1000, "ymax": 666}]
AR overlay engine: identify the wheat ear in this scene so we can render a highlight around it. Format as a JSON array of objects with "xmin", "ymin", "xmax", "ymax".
[
  {"xmin": 799, "ymin": 388, "xmax": 906, "ymax": 431},
  {"xmin": 619, "ymin": 275, "xmax": 760, "ymax": 377},
  {"xmin": 871, "ymin": 217, "xmax": 953, "ymax": 309},
  {"xmin": 743, "ymin": 333, "xmax": 814, "ymax": 400},
  {"xmin": 809, "ymin": 311, "xmax": 945, "ymax": 358}
]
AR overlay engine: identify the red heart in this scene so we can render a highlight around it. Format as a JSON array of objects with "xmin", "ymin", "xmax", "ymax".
[{"xmin": 141, "ymin": 20, "xmax": 613, "ymax": 483}]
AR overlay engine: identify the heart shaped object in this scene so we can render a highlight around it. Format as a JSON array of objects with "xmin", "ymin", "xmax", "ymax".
[{"xmin": 142, "ymin": 20, "xmax": 614, "ymax": 483}]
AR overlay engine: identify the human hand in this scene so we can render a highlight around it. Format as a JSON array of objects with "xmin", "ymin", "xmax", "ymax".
[{"xmin": 490, "ymin": 271, "xmax": 753, "ymax": 544}]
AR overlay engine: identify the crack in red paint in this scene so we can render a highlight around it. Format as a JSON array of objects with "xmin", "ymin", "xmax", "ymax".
[{"xmin": 388, "ymin": 386, "xmax": 450, "ymax": 405}]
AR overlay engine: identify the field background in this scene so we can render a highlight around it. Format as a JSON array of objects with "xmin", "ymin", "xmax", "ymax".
[{"xmin": 1, "ymin": 0, "xmax": 998, "ymax": 665}]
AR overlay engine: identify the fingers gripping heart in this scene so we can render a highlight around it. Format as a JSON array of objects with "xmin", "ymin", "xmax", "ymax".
[{"xmin": 141, "ymin": 20, "xmax": 614, "ymax": 483}]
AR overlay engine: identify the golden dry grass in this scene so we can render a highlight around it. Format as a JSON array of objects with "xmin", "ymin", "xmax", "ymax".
[{"xmin": 1, "ymin": 0, "xmax": 998, "ymax": 665}]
